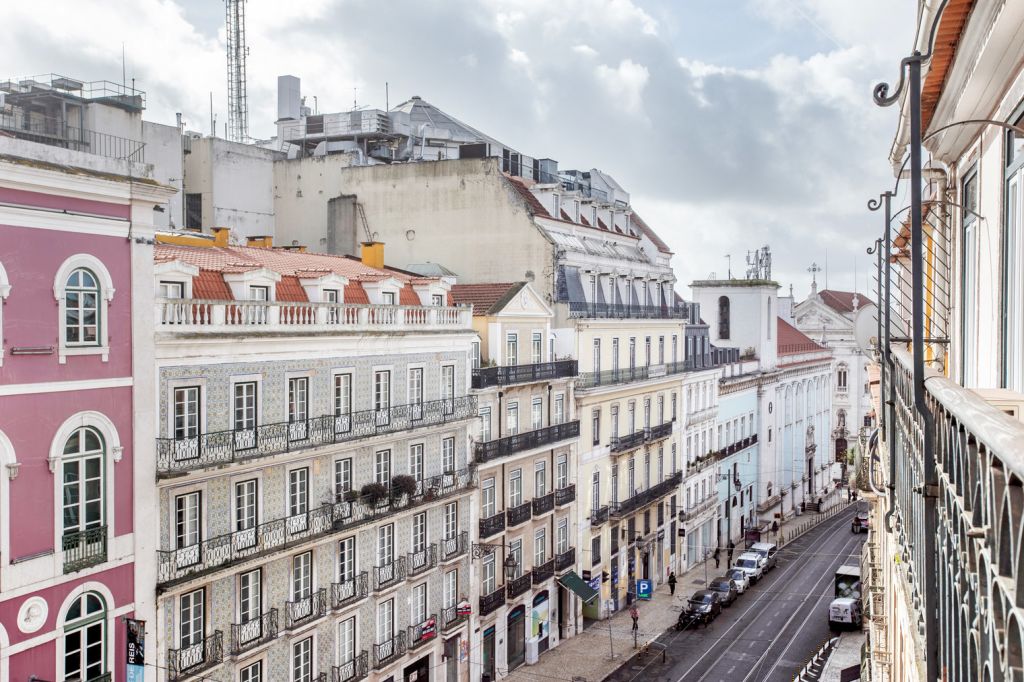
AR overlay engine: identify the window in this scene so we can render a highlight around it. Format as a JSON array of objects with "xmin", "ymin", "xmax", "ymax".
[
  {"xmin": 249, "ymin": 285, "xmax": 269, "ymax": 302},
  {"xmin": 334, "ymin": 373, "xmax": 352, "ymax": 432},
  {"xmin": 531, "ymin": 398, "xmax": 543, "ymax": 430},
  {"xmin": 611, "ymin": 464, "xmax": 619, "ymax": 505},
  {"xmin": 173, "ymin": 386, "xmax": 200, "ymax": 441},
  {"xmin": 556, "ymin": 454, "xmax": 568, "ymax": 489},
  {"xmin": 553, "ymin": 395, "xmax": 565, "ymax": 425},
  {"xmin": 718, "ymin": 296, "xmax": 730, "ymax": 339},
  {"xmin": 482, "ymin": 553, "xmax": 496, "ymax": 594},
  {"xmin": 507, "ymin": 402, "xmax": 520, "ymax": 436},
  {"xmin": 672, "ymin": 335, "xmax": 678, "ymax": 363},
  {"xmin": 239, "ymin": 569, "xmax": 261, "ymax": 623},
  {"xmin": 482, "ymin": 477, "xmax": 496, "ymax": 517},
  {"xmin": 442, "ymin": 437, "xmax": 455, "ymax": 472},
  {"xmin": 432, "ymin": 293, "xmax": 445, "ymax": 306},
  {"xmin": 234, "ymin": 479, "xmax": 258, "ymax": 531},
  {"xmin": 610, "ymin": 405, "xmax": 620, "ymax": 440},
  {"xmin": 292, "ymin": 551, "xmax": 312, "ymax": 600},
  {"xmin": 375, "ymin": 450, "xmax": 392, "ymax": 486},
  {"xmin": 409, "ymin": 367, "xmax": 424, "ymax": 417},
  {"xmin": 159, "ymin": 281, "xmax": 184, "ymax": 299},
  {"xmin": 412, "ymin": 512, "xmax": 427, "ymax": 553},
  {"xmin": 593, "ymin": 338, "xmax": 601, "ymax": 374},
  {"xmin": 64, "ymin": 268, "xmax": 100, "ymax": 346},
  {"xmin": 961, "ymin": 167, "xmax": 979, "ymax": 384},
  {"xmin": 629, "ymin": 338, "xmax": 636, "ymax": 369},
  {"xmin": 510, "ymin": 469, "xmax": 523, "ymax": 507},
  {"xmin": 175, "ymin": 492, "xmax": 201, "ymax": 549},
  {"xmin": 185, "ymin": 192, "xmax": 202, "ymax": 229},
  {"xmin": 837, "ymin": 366, "xmax": 848, "ymax": 391},
  {"xmin": 287, "ymin": 377, "xmax": 309, "ymax": 440},
  {"xmin": 409, "ymin": 444, "xmax": 424, "ymax": 484},
  {"xmin": 292, "ymin": 636, "xmax": 313, "ymax": 682},
  {"xmin": 645, "ymin": 337, "xmax": 651, "ymax": 366},
  {"xmin": 339, "ymin": 536, "xmax": 355, "ymax": 582},
  {"xmin": 338, "ymin": 617, "xmax": 355, "ymax": 665},
  {"xmin": 535, "ymin": 528, "xmax": 547, "ymax": 565},
  {"xmin": 644, "ymin": 453, "xmax": 651, "ymax": 489},
  {"xmin": 289, "ymin": 468, "xmax": 309, "ymax": 517},
  {"xmin": 444, "ymin": 570, "xmax": 458, "ymax": 609},
  {"xmin": 671, "ymin": 393, "xmax": 678, "ymax": 420},
  {"xmin": 441, "ymin": 365, "xmax": 455, "ymax": 414},
  {"xmin": 591, "ymin": 536, "xmax": 601, "ymax": 566},
  {"xmin": 507, "ymin": 333, "xmax": 519, "ymax": 365},
  {"xmin": 471, "ymin": 341, "xmax": 481, "ymax": 369},
  {"xmin": 532, "ymin": 332, "xmax": 543, "ymax": 364},
  {"xmin": 591, "ymin": 471, "xmax": 600, "ymax": 511},
  {"xmin": 480, "ymin": 407, "xmax": 492, "ymax": 442},
  {"xmin": 382, "ymin": 291, "xmax": 397, "ymax": 305},
  {"xmin": 240, "ymin": 661, "xmax": 262, "ymax": 682},
  {"xmin": 535, "ymin": 461, "xmax": 548, "ymax": 497},
  {"xmin": 377, "ymin": 524, "xmax": 394, "ymax": 565},
  {"xmin": 612, "ymin": 338, "xmax": 620, "ymax": 373},
  {"xmin": 1006, "ymin": 117, "xmax": 1024, "ymax": 387},
  {"xmin": 591, "ymin": 408, "xmax": 600, "ymax": 446},
  {"xmin": 444, "ymin": 502, "xmax": 458, "ymax": 539},
  {"xmin": 644, "ymin": 398, "xmax": 651, "ymax": 430},
  {"xmin": 374, "ymin": 370, "xmax": 391, "ymax": 415},
  {"xmin": 412, "ymin": 583, "xmax": 428, "ymax": 625},
  {"xmin": 180, "ymin": 588, "xmax": 205, "ymax": 649},
  {"xmin": 628, "ymin": 403, "xmax": 636, "ymax": 434},
  {"xmin": 509, "ymin": 539, "xmax": 523, "ymax": 578},
  {"xmin": 671, "ymin": 444, "xmax": 678, "ymax": 473},
  {"xmin": 334, "ymin": 458, "xmax": 352, "ymax": 498},
  {"xmin": 61, "ymin": 428, "xmax": 105, "ymax": 538},
  {"xmin": 658, "ymin": 336, "xmax": 665, "ymax": 364},
  {"xmin": 323, "ymin": 288, "xmax": 339, "ymax": 304},
  {"xmin": 628, "ymin": 458, "xmax": 635, "ymax": 495},
  {"xmin": 376, "ymin": 599, "xmax": 394, "ymax": 643},
  {"xmin": 63, "ymin": 592, "xmax": 107, "ymax": 682},
  {"xmin": 233, "ymin": 381, "xmax": 257, "ymax": 448}
]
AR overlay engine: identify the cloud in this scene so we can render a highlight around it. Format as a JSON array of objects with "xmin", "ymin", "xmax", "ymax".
[{"xmin": 595, "ymin": 60, "xmax": 650, "ymax": 116}]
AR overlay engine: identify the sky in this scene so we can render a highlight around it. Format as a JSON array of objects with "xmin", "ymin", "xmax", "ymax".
[{"xmin": 5, "ymin": 0, "xmax": 918, "ymax": 300}]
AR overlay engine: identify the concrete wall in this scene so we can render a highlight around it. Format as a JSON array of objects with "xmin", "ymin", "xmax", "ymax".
[
  {"xmin": 691, "ymin": 281, "xmax": 779, "ymax": 368},
  {"xmin": 141, "ymin": 121, "xmax": 184, "ymax": 228}
]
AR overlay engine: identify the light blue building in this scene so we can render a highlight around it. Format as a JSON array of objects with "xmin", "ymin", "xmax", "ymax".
[{"xmin": 715, "ymin": 379, "xmax": 759, "ymax": 548}]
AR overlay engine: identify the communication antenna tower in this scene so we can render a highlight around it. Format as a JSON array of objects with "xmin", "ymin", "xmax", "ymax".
[{"xmin": 225, "ymin": 0, "xmax": 250, "ymax": 142}]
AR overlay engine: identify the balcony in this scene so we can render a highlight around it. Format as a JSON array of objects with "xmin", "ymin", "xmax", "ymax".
[
  {"xmin": 610, "ymin": 431, "xmax": 645, "ymax": 453},
  {"xmin": 474, "ymin": 421, "xmax": 580, "ymax": 463},
  {"xmin": 408, "ymin": 614, "xmax": 438, "ymax": 650},
  {"xmin": 577, "ymin": 362, "xmax": 691, "ymax": 390},
  {"xmin": 373, "ymin": 632, "xmax": 407, "ymax": 670},
  {"xmin": 507, "ymin": 501, "xmax": 532, "ymax": 528},
  {"xmin": 332, "ymin": 652, "xmax": 369, "ymax": 682},
  {"xmin": 686, "ymin": 406, "xmax": 717, "ymax": 427},
  {"xmin": 407, "ymin": 545, "xmax": 437, "ymax": 578},
  {"xmin": 480, "ymin": 586, "xmax": 506, "ymax": 616},
  {"xmin": 440, "ymin": 531, "xmax": 469, "ymax": 562},
  {"xmin": 441, "ymin": 603, "xmax": 470, "ymax": 632},
  {"xmin": 0, "ymin": 109, "xmax": 146, "ymax": 162},
  {"xmin": 507, "ymin": 573, "xmax": 532, "ymax": 599},
  {"xmin": 590, "ymin": 506, "xmax": 610, "ymax": 526},
  {"xmin": 532, "ymin": 492, "xmax": 555, "ymax": 516},
  {"xmin": 230, "ymin": 610, "xmax": 278, "ymax": 656},
  {"xmin": 156, "ymin": 396, "xmax": 478, "ymax": 476},
  {"xmin": 532, "ymin": 559, "xmax": 554, "ymax": 584},
  {"xmin": 472, "ymin": 360, "xmax": 578, "ymax": 388},
  {"xmin": 374, "ymin": 557, "xmax": 407, "ymax": 592},
  {"xmin": 566, "ymin": 302, "xmax": 694, "ymax": 321},
  {"xmin": 285, "ymin": 589, "xmax": 328, "ymax": 630},
  {"xmin": 169, "ymin": 631, "xmax": 223, "ymax": 681},
  {"xmin": 610, "ymin": 472, "xmax": 683, "ymax": 518},
  {"xmin": 713, "ymin": 434, "xmax": 758, "ymax": 460},
  {"xmin": 331, "ymin": 573, "xmax": 368, "ymax": 610},
  {"xmin": 479, "ymin": 512, "xmax": 506, "ymax": 539},
  {"xmin": 62, "ymin": 526, "xmax": 107, "ymax": 574},
  {"xmin": 678, "ymin": 497, "xmax": 717, "ymax": 522},
  {"xmin": 555, "ymin": 548, "xmax": 575, "ymax": 573},
  {"xmin": 555, "ymin": 484, "xmax": 575, "ymax": 506},
  {"xmin": 646, "ymin": 421, "xmax": 674, "ymax": 443}
]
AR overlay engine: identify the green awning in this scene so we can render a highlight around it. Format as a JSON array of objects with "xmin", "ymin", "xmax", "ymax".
[{"xmin": 558, "ymin": 571, "xmax": 599, "ymax": 603}]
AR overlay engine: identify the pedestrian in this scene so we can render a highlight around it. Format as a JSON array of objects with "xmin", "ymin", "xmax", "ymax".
[
  {"xmin": 771, "ymin": 520, "xmax": 779, "ymax": 538},
  {"xmin": 668, "ymin": 571, "xmax": 677, "ymax": 596},
  {"xmin": 713, "ymin": 547, "xmax": 720, "ymax": 568},
  {"xmin": 817, "ymin": 496, "xmax": 823, "ymax": 511},
  {"xmin": 727, "ymin": 540, "xmax": 735, "ymax": 565},
  {"xmin": 629, "ymin": 604, "xmax": 639, "ymax": 632},
  {"xmin": 847, "ymin": 486, "xmax": 852, "ymax": 502}
]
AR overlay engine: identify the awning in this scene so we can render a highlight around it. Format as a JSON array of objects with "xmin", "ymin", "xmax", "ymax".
[{"xmin": 557, "ymin": 571, "xmax": 600, "ymax": 603}]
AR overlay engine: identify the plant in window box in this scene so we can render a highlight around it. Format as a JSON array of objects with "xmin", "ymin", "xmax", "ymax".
[
  {"xmin": 360, "ymin": 482, "xmax": 389, "ymax": 508},
  {"xmin": 391, "ymin": 474, "xmax": 418, "ymax": 501},
  {"xmin": 343, "ymin": 489, "xmax": 360, "ymax": 503}
]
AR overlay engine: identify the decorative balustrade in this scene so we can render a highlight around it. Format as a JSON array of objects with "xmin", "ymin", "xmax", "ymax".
[
  {"xmin": 331, "ymin": 573, "xmax": 368, "ymax": 610},
  {"xmin": 506, "ymin": 501, "xmax": 532, "ymax": 527},
  {"xmin": 472, "ymin": 360, "xmax": 578, "ymax": 388},
  {"xmin": 62, "ymin": 525, "xmax": 107, "ymax": 574},
  {"xmin": 440, "ymin": 531, "xmax": 469, "ymax": 562},
  {"xmin": 507, "ymin": 573, "xmax": 532, "ymax": 599},
  {"xmin": 532, "ymin": 492, "xmax": 555, "ymax": 516},
  {"xmin": 532, "ymin": 559, "xmax": 554, "ymax": 584},
  {"xmin": 441, "ymin": 604, "xmax": 469, "ymax": 631},
  {"xmin": 407, "ymin": 545, "xmax": 437, "ymax": 578},
  {"xmin": 610, "ymin": 431, "xmax": 645, "ymax": 453},
  {"xmin": 554, "ymin": 484, "xmax": 575, "ymax": 506},
  {"xmin": 157, "ymin": 396, "xmax": 478, "ymax": 476},
  {"xmin": 590, "ymin": 506, "xmax": 609, "ymax": 526},
  {"xmin": 480, "ymin": 586, "xmax": 506, "ymax": 616},
  {"xmin": 285, "ymin": 588, "xmax": 328, "ymax": 630},
  {"xmin": 332, "ymin": 652, "xmax": 369, "ymax": 682},
  {"xmin": 479, "ymin": 512, "xmax": 506, "ymax": 539},
  {"xmin": 372, "ymin": 632, "xmax": 407, "ymax": 670},
  {"xmin": 474, "ymin": 421, "xmax": 580, "ymax": 463},
  {"xmin": 168, "ymin": 631, "xmax": 223, "ymax": 681},
  {"xmin": 230, "ymin": 609, "xmax": 278, "ymax": 656},
  {"xmin": 555, "ymin": 547, "xmax": 575, "ymax": 572},
  {"xmin": 157, "ymin": 470, "xmax": 473, "ymax": 588},
  {"xmin": 407, "ymin": 614, "xmax": 438, "ymax": 650},
  {"xmin": 686, "ymin": 406, "xmax": 718, "ymax": 427}
]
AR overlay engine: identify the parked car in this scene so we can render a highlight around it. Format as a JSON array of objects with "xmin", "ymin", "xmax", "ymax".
[
  {"xmin": 828, "ymin": 597, "xmax": 863, "ymax": 630},
  {"xmin": 733, "ymin": 552, "xmax": 765, "ymax": 583},
  {"xmin": 708, "ymin": 577, "xmax": 738, "ymax": 606},
  {"xmin": 687, "ymin": 590, "xmax": 723, "ymax": 626},
  {"xmin": 852, "ymin": 511, "xmax": 870, "ymax": 534},
  {"xmin": 726, "ymin": 567, "xmax": 750, "ymax": 594},
  {"xmin": 676, "ymin": 603, "xmax": 702, "ymax": 631},
  {"xmin": 749, "ymin": 542, "xmax": 779, "ymax": 571}
]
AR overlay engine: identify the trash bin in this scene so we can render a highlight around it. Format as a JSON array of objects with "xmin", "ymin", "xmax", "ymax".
[{"xmin": 526, "ymin": 637, "xmax": 540, "ymax": 665}]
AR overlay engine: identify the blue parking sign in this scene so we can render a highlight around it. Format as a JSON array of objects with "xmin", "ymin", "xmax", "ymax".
[{"xmin": 637, "ymin": 579, "xmax": 653, "ymax": 600}]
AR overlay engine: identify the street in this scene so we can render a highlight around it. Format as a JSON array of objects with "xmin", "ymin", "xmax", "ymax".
[{"xmin": 607, "ymin": 504, "xmax": 864, "ymax": 682}]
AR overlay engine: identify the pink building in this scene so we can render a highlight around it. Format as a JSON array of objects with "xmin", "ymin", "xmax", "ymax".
[{"xmin": 0, "ymin": 128, "xmax": 174, "ymax": 681}]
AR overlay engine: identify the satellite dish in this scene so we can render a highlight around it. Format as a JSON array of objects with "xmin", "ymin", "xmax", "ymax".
[{"xmin": 853, "ymin": 305, "xmax": 877, "ymax": 355}]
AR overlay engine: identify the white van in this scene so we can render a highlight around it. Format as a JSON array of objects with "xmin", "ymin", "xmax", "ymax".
[
  {"xmin": 749, "ymin": 542, "xmax": 778, "ymax": 571},
  {"xmin": 733, "ymin": 552, "xmax": 764, "ymax": 583},
  {"xmin": 828, "ymin": 597, "xmax": 863, "ymax": 629}
]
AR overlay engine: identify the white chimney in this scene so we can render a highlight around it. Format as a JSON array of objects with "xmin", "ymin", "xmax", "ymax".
[{"xmin": 277, "ymin": 75, "xmax": 301, "ymax": 122}]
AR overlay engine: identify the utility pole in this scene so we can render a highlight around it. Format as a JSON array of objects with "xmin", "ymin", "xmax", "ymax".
[{"xmin": 225, "ymin": 0, "xmax": 249, "ymax": 142}]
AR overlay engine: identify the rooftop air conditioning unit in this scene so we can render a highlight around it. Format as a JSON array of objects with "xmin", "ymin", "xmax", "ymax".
[{"xmin": 974, "ymin": 388, "xmax": 1024, "ymax": 423}]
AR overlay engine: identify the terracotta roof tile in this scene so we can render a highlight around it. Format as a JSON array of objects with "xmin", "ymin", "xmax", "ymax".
[
  {"xmin": 276, "ymin": 276, "xmax": 308, "ymax": 303},
  {"xmin": 450, "ymin": 282, "xmax": 525, "ymax": 316},
  {"xmin": 502, "ymin": 175, "xmax": 551, "ymax": 218},
  {"xmin": 193, "ymin": 270, "xmax": 232, "ymax": 300},
  {"xmin": 630, "ymin": 211, "xmax": 672, "ymax": 254},
  {"xmin": 777, "ymin": 318, "xmax": 827, "ymax": 356},
  {"xmin": 818, "ymin": 290, "xmax": 869, "ymax": 315}
]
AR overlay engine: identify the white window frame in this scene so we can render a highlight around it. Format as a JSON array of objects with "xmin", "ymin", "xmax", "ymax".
[{"xmin": 53, "ymin": 254, "xmax": 115, "ymax": 364}]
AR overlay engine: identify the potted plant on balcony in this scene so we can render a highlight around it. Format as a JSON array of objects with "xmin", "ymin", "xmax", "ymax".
[
  {"xmin": 391, "ymin": 474, "xmax": 418, "ymax": 503},
  {"xmin": 343, "ymin": 489, "xmax": 360, "ymax": 503},
  {"xmin": 360, "ymin": 482, "xmax": 389, "ymax": 509}
]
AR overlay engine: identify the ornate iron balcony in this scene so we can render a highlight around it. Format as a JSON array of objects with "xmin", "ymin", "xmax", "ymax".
[
  {"xmin": 590, "ymin": 506, "xmax": 609, "ymax": 526},
  {"xmin": 285, "ymin": 588, "xmax": 327, "ymax": 630},
  {"xmin": 408, "ymin": 614, "xmax": 438, "ymax": 650},
  {"xmin": 472, "ymin": 360, "xmax": 578, "ymax": 388},
  {"xmin": 506, "ymin": 501, "xmax": 532, "ymax": 528},
  {"xmin": 374, "ymin": 557, "xmax": 407, "ymax": 592},
  {"xmin": 646, "ymin": 421, "xmax": 674, "ymax": 442},
  {"xmin": 475, "ymin": 420, "xmax": 580, "ymax": 463},
  {"xmin": 62, "ymin": 525, "xmax": 107, "ymax": 574},
  {"xmin": 610, "ymin": 472, "xmax": 683, "ymax": 518},
  {"xmin": 480, "ymin": 586, "xmax": 506, "ymax": 616},
  {"xmin": 440, "ymin": 531, "xmax": 469, "ymax": 562},
  {"xmin": 441, "ymin": 603, "xmax": 469, "ymax": 631},
  {"xmin": 507, "ymin": 573, "xmax": 532, "ymax": 599},
  {"xmin": 555, "ymin": 547, "xmax": 575, "ymax": 573},
  {"xmin": 532, "ymin": 559, "xmax": 555, "ymax": 584},
  {"xmin": 230, "ymin": 609, "xmax": 278, "ymax": 656},
  {"xmin": 532, "ymin": 492, "xmax": 555, "ymax": 516},
  {"xmin": 610, "ymin": 431, "xmax": 645, "ymax": 453},
  {"xmin": 331, "ymin": 573, "xmax": 368, "ymax": 610},
  {"xmin": 373, "ymin": 631, "xmax": 407, "ymax": 670},
  {"xmin": 332, "ymin": 652, "xmax": 369, "ymax": 682},
  {"xmin": 566, "ymin": 302, "xmax": 693, "ymax": 321},
  {"xmin": 555, "ymin": 484, "xmax": 575, "ymax": 506},
  {"xmin": 479, "ymin": 511, "xmax": 506, "ymax": 539},
  {"xmin": 407, "ymin": 545, "xmax": 437, "ymax": 578},
  {"xmin": 157, "ymin": 396, "xmax": 478, "ymax": 476},
  {"xmin": 169, "ymin": 631, "xmax": 223, "ymax": 681}
]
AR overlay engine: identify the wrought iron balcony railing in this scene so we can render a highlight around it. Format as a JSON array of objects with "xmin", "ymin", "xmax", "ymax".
[
  {"xmin": 507, "ymin": 573, "xmax": 532, "ymax": 599},
  {"xmin": 331, "ymin": 573, "xmax": 368, "ymax": 610},
  {"xmin": 532, "ymin": 559, "xmax": 555, "ymax": 584},
  {"xmin": 472, "ymin": 360, "xmax": 578, "ymax": 388},
  {"xmin": 555, "ymin": 484, "xmax": 575, "ymax": 506},
  {"xmin": 479, "ymin": 511, "xmax": 506, "ymax": 539},
  {"xmin": 590, "ymin": 506, "xmax": 609, "ymax": 526},
  {"xmin": 474, "ymin": 420, "xmax": 580, "ymax": 463},
  {"xmin": 480, "ymin": 586, "xmax": 506, "ymax": 616},
  {"xmin": 157, "ymin": 469, "xmax": 473, "ymax": 588},
  {"xmin": 440, "ymin": 531, "xmax": 469, "ymax": 562},
  {"xmin": 62, "ymin": 525, "xmax": 108, "ymax": 574},
  {"xmin": 230, "ymin": 609, "xmax": 278, "ymax": 656},
  {"xmin": 408, "ymin": 614, "xmax": 438, "ymax": 650},
  {"xmin": 712, "ymin": 434, "xmax": 758, "ymax": 459},
  {"xmin": 285, "ymin": 588, "xmax": 327, "ymax": 630},
  {"xmin": 506, "ymin": 501, "xmax": 532, "ymax": 527},
  {"xmin": 374, "ymin": 557, "xmax": 407, "ymax": 592},
  {"xmin": 610, "ymin": 431, "xmax": 646, "ymax": 453},
  {"xmin": 441, "ymin": 603, "xmax": 469, "ymax": 631},
  {"xmin": 610, "ymin": 472, "xmax": 683, "ymax": 518},
  {"xmin": 332, "ymin": 652, "xmax": 369, "ymax": 682},
  {"xmin": 677, "ymin": 497, "xmax": 717, "ymax": 522},
  {"xmin": 577, "ymin": 361, "xmax": 692, "ymax": 390},
  {"xmin": 407, "ymin": 545, "xmax": 437, "ymax": 578},
  {"xmin": 565, "ymin": 301, "xmax": 693, "ymax": 321},
  {"xmin": 0, "ymin": 110, "xmax": 146, "ymax": 162},
  {"xmin": 646, "ymin": 421, "xmax": 674, "ymax": 442},
  {"xmin": 168, "ymin": 631, "xmax": 223, "ymax": 681},
  {"xmin": 157, "ymin": 396, "xmax": 478, "ymax": 476},
  {"xmin": 373, "ymin": 631, "xmax": 407, "ymax": 670},
  {"xmin": 555, "ymin": 547, "xmax": 575, "ymax": 573},
  {"xmin": 532, "ymin": 492, "xmax": 555, "ymax": 516}
]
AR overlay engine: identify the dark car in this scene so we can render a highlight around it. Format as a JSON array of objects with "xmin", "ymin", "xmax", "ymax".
[
  {"xmin": 675, "ymin": 603, "xmax": 702, "ymax": 631},
  {"xmin": 852, "ymin": 511, "xmax": 870, "ymax": 534},
  {"xmin": 708, "ymin": 577, "xmax": 738, "ymax": 606},
  {"xmin": 687, "ymin": 590, "xmax": 722, "ymax": 626}
]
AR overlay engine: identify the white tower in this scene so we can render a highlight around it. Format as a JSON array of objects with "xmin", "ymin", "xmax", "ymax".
[{"xmin": 225, "ymin": 0, "xmax": 249, "ymax": 142}]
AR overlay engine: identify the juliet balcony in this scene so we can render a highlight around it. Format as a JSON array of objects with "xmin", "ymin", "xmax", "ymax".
[
  {"xmin": 285, "ymin": 588, "xmax": 328, "ymax": 630},
  {"xmin": 374, "ymin": 558, "xmax": 408, "ymax": 592},
  {"xmin": 373, "ymin": 632, "xmax": 407, "ymax": 670},
  {"xmin": 441, "ymin": 603, "xmax": 469, "ymax": 632},
  {"xmin": 440, "ymin": 531, "xmax": 469, "ymax": 562},
  {"xmin": 331, "ymin": 573, "xmax": 369, "ymax": 610},
  {"xmin": 532, "ymin": 491, "xmax": 555, "ymax": 516},
  {"xmin": 474, "ymin": 420, "xmax": 580, "ymax": 463},
  {"xmin": 555, "ymin": 484, "xmax": 576, "ymax": 506},
  {"xmin": 506, "ymin": 501, "xmax": 532, "ymax": 528},
  {"xmin": 156, "ymin": 396, "xmax": 478, "ymax": 477},
  {"xmin": 532, "ymin": 559, "xmax": 554, "ymax": 584},
  {"xmin": 169, "ymin": 631, "xmax": 223, "ymax": 681},
  {"xmin": 407, "ymin": 545, "xmax": 437, "ymax": 579},
  {"xmin": 62, "ymin": 526, "xmax": 107, "ymax": 574},
  {"xmin": 471, "ymin": 360, "xmax": 578, "ymax": 388},
  {"xmin": 646, "ymin": 421, "xmax": 674, "ymax": 443},
  {"xmin": 408, "ymin": 614, "xmax": 438, "ymax": 650},
  {"xmin": 555, "ymin": 547, "xmax": 575, "ymax": 573},
  {"xmin": 229, "ymin": 609, "xmax": 278, "ymax": 656},
  {"xmin": 507, "ymin": 573, "xmax": 532, "ymax": 599},
  {"xmin": 479, "ymin": 512, "xmax": 506, "ymax": 539},
  {"xmin": 610, "ymin": 430, "xmax": 646, "ymax": 454},
  {"xmin": 333, "ymin": 652, "xmax": 369, "ymax": 682},
  {"xmin": 480, "ymin": 586, "xmax": 506, "ymax": 616}
]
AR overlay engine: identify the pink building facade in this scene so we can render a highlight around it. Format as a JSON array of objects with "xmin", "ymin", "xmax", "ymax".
[{"xmin": 0, "ymin": 136, "xmax": 173, "ymax": 682}]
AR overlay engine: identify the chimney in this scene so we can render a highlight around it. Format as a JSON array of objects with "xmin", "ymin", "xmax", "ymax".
[
  {"xmin": 247, "ymin": 235, "xmax": 274, "ymax": 248},
  {"xmin": 212, "ymin": 227, "xmax": 231, "ymax": 246},
  {"xmin": 361, "ymin": 241, "xmax": 385, "ymax": 269}
]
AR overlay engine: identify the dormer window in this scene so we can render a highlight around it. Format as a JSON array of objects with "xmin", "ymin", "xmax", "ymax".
[
  {"xmin": 249, "ymin": 286, "xmax": 270, "ymax": 301},
  {"xmin": 382, "ymin": 291, "xmax": 396, "ymax": 305},
  {"xmin": 323, "ymin": 289, "xmax": 339, "ymax": 304},
  {"xmin": 159, "ymin": 282, "xmax": 184, "ymax": 299},
  {"xmin": 553, "ymin": 194, "xmax": 561, "ymax": 217},
  {"xmin": 431, "ymin": 294, "xmax": 445, "ymax": 306}
]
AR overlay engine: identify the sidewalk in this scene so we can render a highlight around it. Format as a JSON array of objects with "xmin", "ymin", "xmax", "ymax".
[{"xmin": 504, "ymin": 489, "xmax": 852, "ymax": 682}]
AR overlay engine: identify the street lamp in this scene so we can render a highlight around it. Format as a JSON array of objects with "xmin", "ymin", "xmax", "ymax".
[{"xmin": 471, "ymin": 542, "xmax": 520, "ymax": 581}]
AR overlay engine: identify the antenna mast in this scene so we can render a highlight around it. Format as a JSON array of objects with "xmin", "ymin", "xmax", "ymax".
[{"xmin": 225, "ymin": 0, "xmax": 250, "ymax": 142}]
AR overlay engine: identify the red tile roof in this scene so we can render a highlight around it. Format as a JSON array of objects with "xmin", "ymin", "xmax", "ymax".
[
  {"xmin": 276, "ymin": 275, "xmax": 308, "ymax": 302},
  {"xmin": 503, "ymin": 175, "xmax": 551, "ymax": 218},
  {"xmin": 630, "ymin": 211, "xmax": 672, "ymax": 254},
  {"xmin": 450, "ymin": 282, "xmax": 525, "ymax": 316},
  {"xmin": 818, "ymin": 290, "xmax": 869, "ymax": 315},
  {"xmin": 777, "ymin": 318, "xmax": 827, "ymax": 356}
]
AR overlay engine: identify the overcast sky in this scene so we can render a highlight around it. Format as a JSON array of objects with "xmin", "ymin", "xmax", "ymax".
[{"xmin": 7, "ymin": 0, "xmax": 917, "ymax": 300}]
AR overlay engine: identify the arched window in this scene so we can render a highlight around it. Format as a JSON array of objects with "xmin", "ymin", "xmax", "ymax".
[
  {"xmin": 65, "ymin": 269, "xmax": 101, "ymax": 346},
  {"xmin": 61, "ymin": 427, "xmax": 106, "ymax": 573},
  {"xmin": 837, "ymin": 364, "xmax": 848, "ymax": 392},
  {"xmin": 718, "ymin": 296, "xmax": 730, "ymax": 339},
  {"xmin": 63, "ymin": 592, "xmax": 108, "ymax": 681}
]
